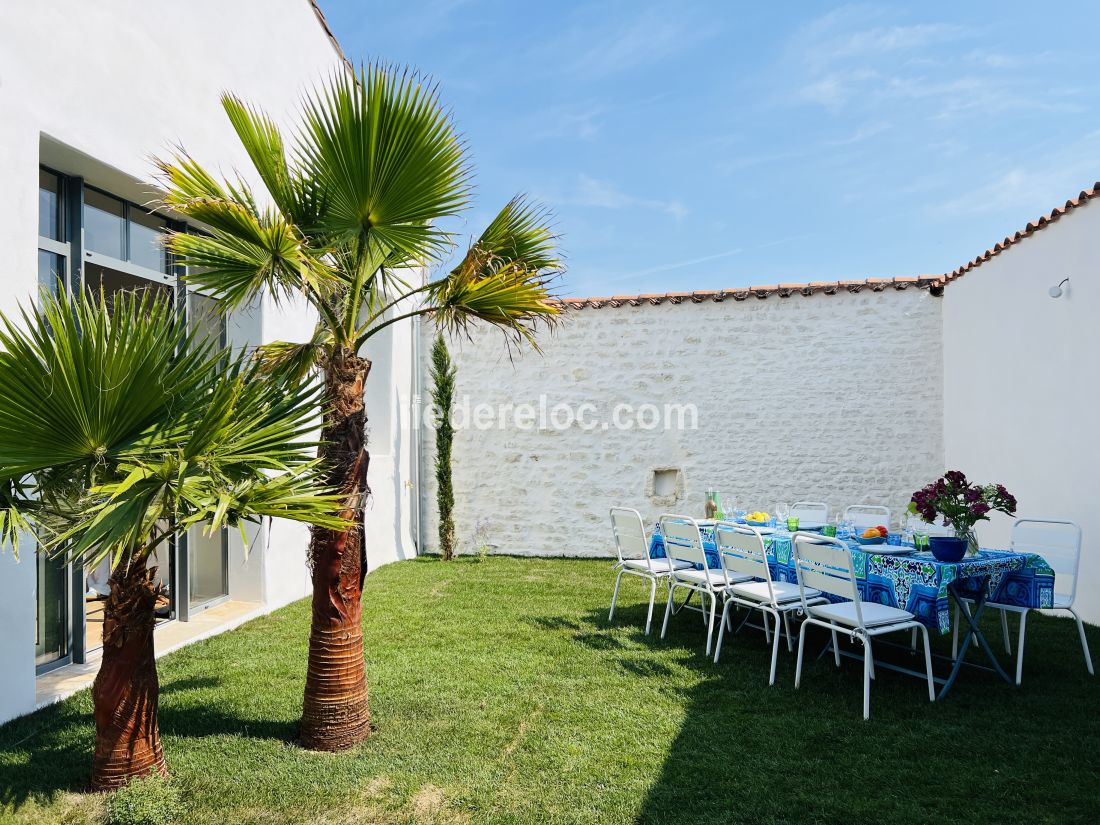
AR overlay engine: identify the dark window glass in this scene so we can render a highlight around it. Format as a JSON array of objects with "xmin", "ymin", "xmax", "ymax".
[
  {"xmin": 37, "ymin": 250, "xmax": 64, "ymax": 296},
  {"xmin": 35, "ymin": 549, "xmax": 68, "ymax": 667},
  {"xmin": 84, "ymin": 189, "xmax": 125, "ymax": 259},
  {"xmin": 129, "ymin": 209, "xmax": 168, "ymax": 272},
  {"xmin": 38, "ymin": 170, "xmax": 60, "ymax": 240}
]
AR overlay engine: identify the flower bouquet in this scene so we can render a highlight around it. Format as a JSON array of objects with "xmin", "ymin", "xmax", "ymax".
[{"xmin": 909, "ymin": 470, "xmax": 1017, "ymax": 560}]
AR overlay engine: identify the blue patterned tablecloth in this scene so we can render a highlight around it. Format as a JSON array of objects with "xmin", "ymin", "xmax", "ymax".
[{"xmin": 649, "ymin": 524, "xmax": 1055, "ymax": 634}]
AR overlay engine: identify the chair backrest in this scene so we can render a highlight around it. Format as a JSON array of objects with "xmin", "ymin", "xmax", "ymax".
[
  {"xmin": 792, "ymin": 532, "xmax": 863, "ymax": 624},
  {"xmin": 658, "ymin": 514, "xmax": 708, "ymax": 571},
  {"xmin": 791, "ymin": 501, "xmax": 829, "ymax": 524},
  {"xmin": 609, "ymin": 507, "xmax": 650, "ymax": 569},
  {"xmin": 844, "ymin": 504, "xmax": 891, "ymax": 531},
  {"xmin": 714, "ymin": 521, "xmax": 773, "ymax": 599},
  {"xmin": 1010, "ymin": 518, "xmax": 1082, "ymax": 604}
]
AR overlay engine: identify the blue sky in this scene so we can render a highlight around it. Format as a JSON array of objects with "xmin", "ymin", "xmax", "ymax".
[{"xmin": 321, "ymin": 1, "xmax": 1100, "ymax": 297}]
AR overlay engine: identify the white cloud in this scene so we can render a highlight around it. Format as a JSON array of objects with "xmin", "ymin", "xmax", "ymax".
[
  {"xmin": 934, "ymin": 129, "xmax": 1100, "ymax": 219},
  {"xmin": 548, "ymin": 5, "xmax": 714, "ymax": 78},
  {"xmin": 571, "ymin": 175, "xmax": 688, "ymax": 221},
  {"xmin": 782, "ymin": 4, "xmax": 1081, "ymax": 120}
]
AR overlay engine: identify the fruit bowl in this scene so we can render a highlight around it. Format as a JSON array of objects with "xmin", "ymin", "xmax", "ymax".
[
  {"xmin": 855, "ymin": 535, "xmax": 886, "ymax": 545},
  {"xmin": 745, "ymin": 519, "xmax": 770, "ymax": 528}
]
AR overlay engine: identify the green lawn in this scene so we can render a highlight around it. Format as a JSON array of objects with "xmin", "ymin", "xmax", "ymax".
[{"xmin": 2, "ymin": 556, "xmax": 1099, "ymax": 824}]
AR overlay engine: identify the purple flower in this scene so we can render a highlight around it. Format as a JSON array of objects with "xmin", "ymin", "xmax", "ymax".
[
  {"xmin": 945, "ymin": 470, "xmax": 968, "ymax": 487},
  {"xmin": 971, "ymin": 502, "xmax": 991, "ymax": 516}
]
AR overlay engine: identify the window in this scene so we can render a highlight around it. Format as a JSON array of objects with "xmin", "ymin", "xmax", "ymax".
[
  {"xmin": 37, "ymin": 250, "xmax": 64, "ymax": 297},
  {"xmin": 38, "ymin": 169, "xmax": 61, "ymax": 240},
  {"xmin": 84, "ymin": 188, "xmax": 126, "ymax": 259},
  {"xmin": 129, "ymin": 209, "xmax": 168, "ymax": 273}
]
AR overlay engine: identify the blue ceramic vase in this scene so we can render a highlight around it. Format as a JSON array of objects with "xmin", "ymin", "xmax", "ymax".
[{"xmin": 929, "ymin": 535, "xmax": 967, "ymax": 563}]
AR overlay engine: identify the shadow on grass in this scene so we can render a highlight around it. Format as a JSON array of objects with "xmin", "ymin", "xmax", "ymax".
[
  {"xmin": 160, "ymin": 674, "xmax": 221, "ymax": 694},
  {"xmin": 0, "ymin": 673, "xmax": 297, "ymax": 807},
  {"xmin": 158, "ymin": 705, "xmax": 298, "ymax": 742},
  {"xmin": 536, "ymin": 593, "xmax": 1100, "ymax": 825},
  {"xmin": 0, "ymin": 701, "xmax": 93, "ymax": 805}
]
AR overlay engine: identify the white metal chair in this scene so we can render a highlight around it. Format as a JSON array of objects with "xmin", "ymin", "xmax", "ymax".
[
  {"xmin": 608, "ymin": 507, "xmax": 692, "ymax": 635},
  {"xmin": 844, "ymin": 504, "xmax": 891, "ymax": 532},
  {"xmin": 951, "ymin": 518, "xmax": 1093, "ymax": 684},
  {"xmin": 659, "ymin": 514, "xmax": 749, "ymax": 656},
  {"xmin": 792, "ymin": 532, "xmax": 935, "ymax": 720},
  {"xmin": 713, "ymin": 522, "xmax": 827, "ymax": 684},
  {"xmin": 791, "ymin": 501, "xmax": 829, "ymax": 525}
]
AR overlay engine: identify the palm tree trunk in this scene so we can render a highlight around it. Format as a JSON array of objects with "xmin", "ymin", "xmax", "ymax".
[
  {"xmin": 91, "ymin": 557, "xmax": 167, "ymax": 791},
  {"xmin": 300, "ymin": 349, "xmax": 372, "ymax": 751}
]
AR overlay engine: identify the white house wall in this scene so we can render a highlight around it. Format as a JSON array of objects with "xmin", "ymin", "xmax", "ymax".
[
  {"xmin": 419, "ymin": 288, "xmax": 945, "ymax": 558},
  {"xmin": 0, "ymin": 0, "xmax": 363, "ymax": 724},
  {"xmin": 943, "ymin": 202, "xmax": 1100, "ymax": 625}
]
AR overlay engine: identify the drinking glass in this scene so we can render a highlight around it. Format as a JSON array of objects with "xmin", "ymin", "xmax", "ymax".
[
  {"xmin": 836, "ymin": 517, "xmax": 851, "ymax": 540},
  {"xmin": 913, "ymin": 531, "xmax": 929, "ymax": 553},
  {"xmin": 900, "ymin": 513, "xmax": 914, "ymax": 546},
  {"xmin": 775, "ymin": 502, "xmax": 790, "ymax": 522},
  {"xmin": 786, "ymin": 516, "xmax": 800, "ymax": 532}
]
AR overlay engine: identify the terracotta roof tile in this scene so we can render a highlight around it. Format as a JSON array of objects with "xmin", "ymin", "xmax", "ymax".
[
  {"xmin": 555, "ymin": 276, "xmax": 945, "ymax": 309},
  {"xmin": 938, "ymin": 181, "xmax": 1100, "ymax": 286}
]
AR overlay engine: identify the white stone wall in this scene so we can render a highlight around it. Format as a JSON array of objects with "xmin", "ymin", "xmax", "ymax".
[{"xmin": 419, "ymin": 287, "xmax": 945, "ymax": 558}]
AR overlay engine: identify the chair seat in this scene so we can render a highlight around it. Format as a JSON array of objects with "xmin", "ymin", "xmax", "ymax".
[
  {"xmin": 730, "ymin": 580, "xmax": 818, "ymax": 605},
  {"xmin": 809, "ymin": 600, "xmax": 914, "ymax": 628},
  {"xmin": 675, "ymin": 567, "xmax": 750, "ymax": 588},
  {"xmin": 981, "ymin": 597, "xmax": 1074, "ymax": 612},
  {"xmin": 621, "ymin": 557, "xmax": 693, "ymax": 573}
]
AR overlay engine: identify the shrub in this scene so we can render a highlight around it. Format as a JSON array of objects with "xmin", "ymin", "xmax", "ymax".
[
  {"xmin": 430, "ymin": 333, "xmax": 456, "ymax": 560},
  {"xmin": 106, "ymin": 773, "xmax": 183, "ymax": 825}
]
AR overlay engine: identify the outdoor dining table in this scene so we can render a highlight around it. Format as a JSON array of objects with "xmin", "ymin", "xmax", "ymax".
[{"xmin": 649, "ymin": 522, "xmax": 1056, "ymax": 698}]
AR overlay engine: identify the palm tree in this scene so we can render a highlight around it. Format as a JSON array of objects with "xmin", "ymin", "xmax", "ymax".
[
  {"xmin": 0, "ymin": 291, "xmax": 345, "ymax": 790},
  {"xmin": 153, "ymin": 64, "xmax": 562, "ymax": 751}
]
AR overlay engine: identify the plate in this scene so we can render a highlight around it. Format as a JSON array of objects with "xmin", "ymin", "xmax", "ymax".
[
  {"xmin": 792, "ymin": 522, "xmax": 825, "ymax": 532},
  {"xmin": 867, "ymin": 546, "xmax": 914, "ymax": 556}
]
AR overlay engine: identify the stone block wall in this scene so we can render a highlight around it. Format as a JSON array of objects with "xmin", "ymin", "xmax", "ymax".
[{"xmin": 418, "ymin": 287, "xmax": 944, "ymax": 557}]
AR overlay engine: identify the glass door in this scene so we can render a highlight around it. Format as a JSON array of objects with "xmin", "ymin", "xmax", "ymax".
[
  {"xmin": 186, "ymin": 290, "xmax": 229, "ymax": 612},
  {"xmin": 188, "ymin": 526, "xmax": 228, "ymax": 611},
  {"xmin": 35, "ymin": 549, "xmax": 69, "ymax": 669}
]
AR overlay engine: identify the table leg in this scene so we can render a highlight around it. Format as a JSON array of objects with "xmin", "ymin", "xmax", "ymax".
[
  {"xmin": 670, "ymin": 587, "xmax": 696, "ymax": 616},
  {"xmin": 939, "ymin": 577, "xmax": 1012, "ymax": 699}
]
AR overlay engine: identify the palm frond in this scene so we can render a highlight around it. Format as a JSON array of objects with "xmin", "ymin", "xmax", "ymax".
[
  {"xmin": 0, "ymin": 292, "xmax": 346, "ymax": 568},
  {"xmin": 428, "ymin": 254, "xmax": 561, "ymax": 349},
  {"xmin": 253, "ymin": 328, "xmax": 331, "ymax": 385},
  {"xmin": 473, "ymin": 196, "xmax": 561, "ymax": 273},
  {"xmin": 165, "ymin": 206, "xmax": 311, "ymax": 309},
  {"xmin": 296, "ymin": 64, "xmax": 472, "ymax": 263}
]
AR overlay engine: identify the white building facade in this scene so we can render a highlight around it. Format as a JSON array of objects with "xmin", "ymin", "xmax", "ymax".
[{"xmin": 0, "ymin": 1, "xmax": 420, "ymax": 724}]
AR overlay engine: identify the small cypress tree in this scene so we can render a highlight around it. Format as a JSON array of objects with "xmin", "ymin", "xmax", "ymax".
[{"xmin": 430, "ymin": 333, "xmax": 456, "ymax": 560}]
